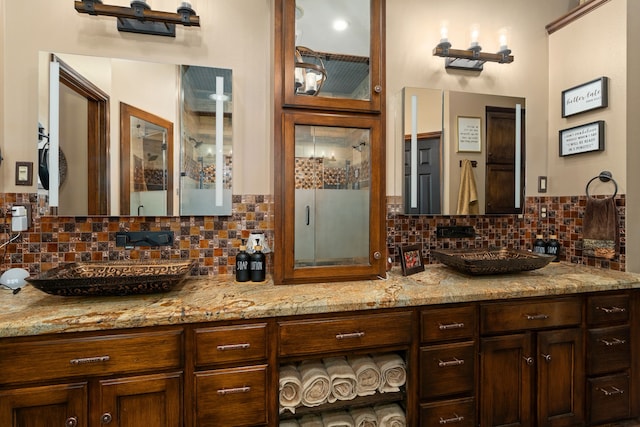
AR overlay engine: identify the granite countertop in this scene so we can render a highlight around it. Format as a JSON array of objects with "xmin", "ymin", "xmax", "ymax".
[{"xmin": 1, "ymin": 262, "xmax": 639, "ymax": 338}]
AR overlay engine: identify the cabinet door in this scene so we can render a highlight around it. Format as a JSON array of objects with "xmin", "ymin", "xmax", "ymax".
[
  {"xmin": 480, "ymin": 333, "xmax": 533, "ymax": 427},
  {"xmin": 537, "ymin": 328, "xmax": 584, "ymax": 427},
  {"xmin": 98, "ymin": 372, "xmax": 182, "ymax": 427},
  {"xmin": 276, "ymin": 111, "xmax": 385, "ymax": 284},
  {"xmin": 0, "ymin": 382, "xmax": 87, "ymax": 427}
]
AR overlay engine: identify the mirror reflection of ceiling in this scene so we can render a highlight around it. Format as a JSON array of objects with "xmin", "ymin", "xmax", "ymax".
[
  {"xmin": 296, "ymin": 0, "xmax": 370, "ymax": 96},
  {"xmin": 181, "ymin": 66, "xmax": 232, "ymax": 115}
]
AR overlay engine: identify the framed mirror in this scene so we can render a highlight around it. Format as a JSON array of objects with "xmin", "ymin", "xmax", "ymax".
[
  {"xmin": 38, "ymin": 52, "xmax": 233, "ymax": 217},
  {"xmin": 402, "ymin": 88, "xmax": 525, "ymax": 215}
]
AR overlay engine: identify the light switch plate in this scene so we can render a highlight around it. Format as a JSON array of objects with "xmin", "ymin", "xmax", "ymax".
[{"xmin": 538, "ymin": 176, "xmax": 548, "ymax": 193}]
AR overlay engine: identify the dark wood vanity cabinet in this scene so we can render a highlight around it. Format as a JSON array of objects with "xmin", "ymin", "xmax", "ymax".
[
  {"xmin": 419, "ymin": 305, "xmax": 477, "ymax": 427},
  {"xmin": 479, "ymin": 297, "xmax": 584, "ymax": 427}
]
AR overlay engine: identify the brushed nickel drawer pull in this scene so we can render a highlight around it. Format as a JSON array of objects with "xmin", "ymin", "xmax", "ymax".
[
  {"xmin": 217, "ymin": 343, "xmax": 251, "ymax": 351},
  {"xmin": 70, "ymin": 355, "xmax": 110, "ymax": 365},
  {"xmin": 65, "ymin": 416, "xmax": 78, "ymax": 427},
  {"xmin": 439, "ymin": 413, "xmax": 465, "ymax": 424},
  {"xmin": 597, "ymin": 306, "xmax": 626, "ymax": 314},
  {"xmin": 598, "ymin": 386, "xmax": 624, "ymax": 396},
  {"xmin": 599, "ymin": 337, "xmax": 627, "ymax": 346},
  {"xmin": 438, "ymin": 322, "xmax": 465, "ymax": 330},
  {"xmin": 335, "ymin": 332, "xmax": 365, "ymax": 340},
  {"xmin": 217, "ymin": 386, "xmax": 251, "ymax": 395},
  {"xmin": 525, "ymin": 313, "xmax": 549, "ymax": 320},
  {"xmin": 438, "ymin": 357, "xmax": 465, "ymax": 368}
]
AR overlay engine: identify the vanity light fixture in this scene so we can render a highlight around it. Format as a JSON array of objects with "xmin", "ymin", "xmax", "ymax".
[
  {"xmin": 74, "ymin": 0, "xmax": 200, "ymax": 37},
  {"xmin": 294, "ymin": 46, "xmax": 327, "ymax": 96},
  {"xmin": 433, "ymin": 26, "xmax": 513, "ymax": 71}
]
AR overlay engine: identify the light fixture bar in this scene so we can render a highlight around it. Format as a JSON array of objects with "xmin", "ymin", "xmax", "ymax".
[
  {"xmin": 433, "ymin": 46, "xmax": 513, "ymax": 71},
  {"xmin": 74, "ymin": 1, "xmax": 200, "ymax": 37}
]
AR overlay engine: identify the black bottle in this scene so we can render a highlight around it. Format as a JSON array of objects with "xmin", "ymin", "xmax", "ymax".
[
  {"xmin": 235, "ymin": 241, "xmax": 250, "ymax": 282},
  {"xmin": 533, "ymin": 234, "xmax": 547, "ymax": 255},
  {"xmin": 250, "ymin": 244, "xmax": 266, "ymax": 282},
  {"xmin": 546, "ymin": 234, "xmax": 560, "ymax": 262}
]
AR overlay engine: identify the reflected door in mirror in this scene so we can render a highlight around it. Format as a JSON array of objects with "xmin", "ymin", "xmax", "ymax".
[
  {"xmin": 403, "ymin": 132, "xmax": 442, "ymax": 215},
  {"xmin": 120, "ymin": 103, "xmax": 174, "ymax": 216}
]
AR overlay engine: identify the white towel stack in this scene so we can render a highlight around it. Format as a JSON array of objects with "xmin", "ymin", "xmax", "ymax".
[
  {"xmin": 279, "ymin": 364, "xmax": 303, "ymax": 414},
  {"xmin": 348, "ymin": 355, "xmax": 382, "ymax": 396},
  {"xmin": 374, "ymin": 403, "xmax": 406, "ymax": 427},
  {"xmin": 372, "ymin": 354, "xmax": 406, "ymax": 393},
  {"xmin": 298, "ymin": 414, "xmax": 324, "ymax": 427},
  {"xmin": 321, "ymin": 410, "xmax": 355, "ymax": 427},
  {"xmin": 350, "ymin": 406, "xmax": 378, "ymax": 427},
  {"xmin": 323, "ymin": 357, "xmax": 358, "ymax": 403},
  {"xmin": 299, "ymin": 360, "xmax": 331, "ymax": 407}
]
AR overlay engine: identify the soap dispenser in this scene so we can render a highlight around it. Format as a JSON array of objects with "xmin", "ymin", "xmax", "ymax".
[
  {"xmin": 250, "ymin": 240, "xmax": 266, "ymax": 282},
  {"xmin": 533, "ymin": 234, "xmax": 547, "ymax": 254},
  {"xmin": 546, "ymin": 234, "xmax": 560, "ymax": 262},
  {"xmin": 235, "ymin": 239, "xmax": 250, "ymax": 282}
]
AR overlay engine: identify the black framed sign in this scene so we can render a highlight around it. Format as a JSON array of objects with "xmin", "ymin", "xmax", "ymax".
[
  {"xmin": 559, "ymin": 120, "xmax": 605, "ymax": 157},
  {"xmin": 561, "ymin": 76, "xmax": 608, "ymax": 118}
]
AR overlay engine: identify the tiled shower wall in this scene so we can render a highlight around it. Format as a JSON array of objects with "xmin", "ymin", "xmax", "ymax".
[{"xmin": 0, "ymin": 193, "xmax": 626, "ymax": 275}]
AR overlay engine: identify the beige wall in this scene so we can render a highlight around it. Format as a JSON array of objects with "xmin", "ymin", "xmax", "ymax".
[
  {"xmin": 1, "ymin": 0, "xmax": 272, "ymax": 195},
  {"xmin": 548, "ymin": 0, "xmax": 627, "ymax": 196}
]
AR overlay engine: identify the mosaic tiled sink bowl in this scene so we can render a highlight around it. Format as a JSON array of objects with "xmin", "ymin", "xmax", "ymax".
[
  {"xmin": 26, "ymin": 259, "xmax": 195, "ymax": 296},
  {"xmin": 431, "ymin": 248, "xmax": 554, "ymax": 276}
]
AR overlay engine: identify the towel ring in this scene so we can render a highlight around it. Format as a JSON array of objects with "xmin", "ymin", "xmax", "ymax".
[{"xmin": 585, "ymin": 171, "xmax": 618, "ymax": 199}]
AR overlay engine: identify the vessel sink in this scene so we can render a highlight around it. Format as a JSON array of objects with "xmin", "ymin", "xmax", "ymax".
[
  {"xmin": 431, "ymin": 248, "xmax": 554, "ymax": 275},
  {"xmin": 26, "ymin": 259, "xmax": 195, "ymax": 296}
]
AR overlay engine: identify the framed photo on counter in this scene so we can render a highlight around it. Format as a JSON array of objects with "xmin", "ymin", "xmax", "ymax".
[{"xmin": 399, "ymin": 244, "xmax": 425, "ymax": 276}]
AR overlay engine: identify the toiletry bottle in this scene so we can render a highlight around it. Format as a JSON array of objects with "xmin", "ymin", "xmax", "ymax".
[
  {"xmin": 250, "ymin": 243, "xmax": 266, "ymax": 282},
  {"xmin": 533, "ymin": 234, "xmax": 547, "ymax": 254},
  {"xmin": 547, "ymin": 234, "xmax": 560, "ymax": 262},
  {"xmin": 235, "ymin": 240, "xmax": 250, "ymax": 282}
]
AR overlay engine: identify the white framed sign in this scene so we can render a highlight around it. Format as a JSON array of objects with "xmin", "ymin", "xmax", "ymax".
[
  {"xmin": 559, "ymin": 120, "xmax": 605, "ymax": 157},
  {"xmin": 457, "ymin": 116, "xmax": 481, "ymax": 152},
  {"xmin": 561, "ymin": 77, "xmax": 608, "ymax": 118}
]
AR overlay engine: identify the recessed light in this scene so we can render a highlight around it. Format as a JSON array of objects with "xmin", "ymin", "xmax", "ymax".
[{"xmin": 333, "ymin": 19, "xmax": 349, "ymax": 31}]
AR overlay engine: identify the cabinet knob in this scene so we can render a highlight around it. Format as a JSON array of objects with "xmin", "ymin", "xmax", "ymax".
[
  {"xmin": 65, "ymin": 417, "xmax": 78, "ymax": 427},
  {"xmin": 541, "ymin": 353, "xmax": 552, "ymax": 363},
  {"xmin": 373, "ymin": 251, "xmax": 382, "ymax": 260},
  {"xmin": 523, "ymin": 356, "xmax": 534, "ymax": 366},
  {"xmin": 374, "ymin": 85, "xmax": 382, "ymax": 93},
  {"xmin": 101, "ymin": 412, "xmax": 113, "ymax": 424}
]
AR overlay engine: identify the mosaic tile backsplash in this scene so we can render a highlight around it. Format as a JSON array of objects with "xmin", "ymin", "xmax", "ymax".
[{"xmin": 0, "ymin": 193, "xmax": 626, "ymax": 276}]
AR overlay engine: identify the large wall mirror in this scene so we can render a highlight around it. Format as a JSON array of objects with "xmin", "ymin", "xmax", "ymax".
[
  {"xmin": 402, "ymin": 88, "xmax": 525, "ymax": 215},
  {"xmin": 38, "ymin": 52, "xmax": 233, "ymax": 217}
]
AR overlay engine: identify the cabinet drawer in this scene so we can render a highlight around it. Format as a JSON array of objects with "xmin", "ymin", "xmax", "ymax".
[
  {"xmin": 587, "ymin": 373, "xmax": 630, "ymax": 425},
  {"xmin": 587, "ymin": 293, "xmax": 629, "ymax": 325},
  {"xmin": 587, "ymin": 325, "xmax": 630, "ymax": 375},
  {"xmin": 480, "ymin": 298, "xmax": 581, "ymax": 334},
  {"xmin": 194, "ymin": 365, "xmax": 268, "ymax": 427},
  {"xmin": 194, "ymin": 323, "xmax": 268, "ymax": 367},
  {"xmin": 278, "ymin": 311, "xmax": 412, "ymax": 357},
  {"xmin": 421, "ymin": 305, "xmax": 476, "ymax": 343},
  {"xmin": 420, "ymin": 342, "xmax": 475, "ymax": 400},
  {"xmin": 0, "ymin": 329, "xmax": 183, "ymax": 385},
  {"xmin": 420, "ymin": 397, "xmax": 476, "ymax": 427}
]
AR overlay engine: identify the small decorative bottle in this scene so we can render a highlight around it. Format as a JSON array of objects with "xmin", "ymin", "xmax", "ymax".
[
  {"xmin": 546, "ymin": 234, "xmax": 560, "ymax": 262},
  {"xmin": 533, "ymin": 234, "xmax": 547, "ymax": 254},
  {"xmin": 235, "ymin": 240, "xmax": 250, "ymax": 282},
  {"xmin": 250, "ymin": 243, "xmax": 266, "ymax": 282}
]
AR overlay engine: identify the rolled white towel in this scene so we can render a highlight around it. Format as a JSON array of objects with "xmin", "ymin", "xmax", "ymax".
[
  {"xmin": 374, "ymin": 403, "xmax": 406, "ymax": 427},
  {"xmin": 372, "ymin": 353, "xmax": 406, "ymax": 393},
  {"xmin": 321, "ymin": 410, "xmax": 355, "ymax": 427},
  {"xmin": 348, "ymin": 355, "xmax": 382, "ymax": 396},
  {"xmin": 298, "ymin": 413, "xmax": 323, "ymax": 427},
  {"xmin": 299, "ymin": 359, "xmax": 331, "ymax": 407},
  {"xmin": 350, "ymin": 406, "xmax": 378, "ymax": 427},
  {"xmin": 279, "ymin": 419, "xmax": 300, "ymax": 427},
  {"xmin": 324, "ymin": 356, "xmax": 357, "ymax": 403},
  {"xmin": 279, "ymin": 364, "xmax": 303, "ymax": 414}
]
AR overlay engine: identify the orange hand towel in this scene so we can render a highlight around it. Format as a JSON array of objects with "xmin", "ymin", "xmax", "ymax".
[{"xmin": 456, "ymin": 159, "xmax": 479, "ymax": 215}]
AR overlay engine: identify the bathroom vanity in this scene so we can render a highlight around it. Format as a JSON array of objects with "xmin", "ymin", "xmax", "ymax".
[{"xmin": 0, "ymin": 263, "xmax": 638, "ymax": 426}]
